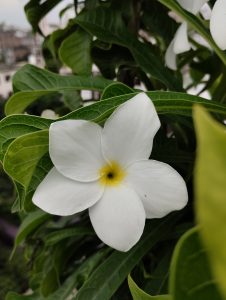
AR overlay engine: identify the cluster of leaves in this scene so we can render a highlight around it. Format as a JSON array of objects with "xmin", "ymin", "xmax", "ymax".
[{"xmin": 1, "ymin": 0, "xmax": 226, "ymax": 299}]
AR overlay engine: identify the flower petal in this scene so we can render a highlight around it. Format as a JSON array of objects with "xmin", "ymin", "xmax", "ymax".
[
  {"xmin": 173, "ymin": 23, "xmax": 191, "ymax": 54},
  {"xmin": 165, "ymin": 39, "xmax": 177, "ymax": 70},
  {"xmin": 210, "ymin": 0, "xmax": 226, "ymax": 50},
  {"xmin": 102, "ymin": 93, "xmax": 160, "ymax": 168},
  {"xmin": 89, "ymin": 185, "xmax": 145, "ymax": 251},
  {"xmin": 177, "ymin": 0, "xmax": 207, "ymax": 14},
  {"xmin": 33, "ymin": 167, "xmax": 103, "ymax": 216},
  {"xmin": 49, "ymin": 120, "xmax": 105, "ymax": 182},
  {"xmin": 126, "ymin": 160, "xmax": 188, "ymax": 218}
]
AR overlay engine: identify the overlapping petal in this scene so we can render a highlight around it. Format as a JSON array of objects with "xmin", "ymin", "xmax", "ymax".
[
  {"xmin": 102, "ymin": 93, "xmax": 160, "ymax": 168},
  {"xmin": 89, "ymin": 185, "xmax": 145, "ymax": 252},
  {"xmin": 49, "ymin": 120, "xmax": 105, "ymax": 182},
  {"xmin": 33, "ymin": 167, "xmax": 104, "ymax": 216},
  {"xmin": 126, "ymin": 160, "xmax": 188, "ymax": 218},
  {"xmin": 165, "ymin": 39, "xmax": 177, "ymax": 70},
  {"xmin": 173, "ymin": 22, "xmax": 190, "ymax": 54},
  {"xmin": 177, "ymin": 0, "xmax": 208, "ymax": 14},
  {"xmin": 210, "ymin": 0, "xmax": 226, "ymax": 50}
]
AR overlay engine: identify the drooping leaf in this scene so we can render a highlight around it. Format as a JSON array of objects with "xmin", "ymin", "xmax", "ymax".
[
  {"xmin": 24, "ymin": 0, "xmax": 63, "ymax": 34},
  {"xmin": 128, "ymin": 275, "xmax": 171, "ymax": 300},
  {"xmin": 194, "ymin": 105, "xmax": 226, "ymax": 299},
  {"xmin": 169, "ymin": 227, "xmax": 222, "ymax": 300},
  {"xmin": 59, "ymin": 29, "xmax": 92, "ymax": 75}
]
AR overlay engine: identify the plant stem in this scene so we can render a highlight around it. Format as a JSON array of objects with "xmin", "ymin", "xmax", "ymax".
[{"xmin": 159, "ymin": 0, "xmax": 226, "ymax": 66}]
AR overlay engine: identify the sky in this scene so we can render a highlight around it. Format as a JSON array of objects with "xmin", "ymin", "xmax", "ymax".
[{"xmin": 0, "ymin": 0, "xmax": 74, "ymax": 30}]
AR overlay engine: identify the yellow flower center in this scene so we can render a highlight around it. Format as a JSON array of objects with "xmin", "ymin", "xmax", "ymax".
[{"xmin": 99, "ymin": 161, "xmax": 126, "ymax": 186}]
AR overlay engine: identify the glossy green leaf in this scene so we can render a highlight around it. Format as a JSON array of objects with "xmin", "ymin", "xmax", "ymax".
[
  {"xmin": 101, "ymin": 82, "xmax": 134, "ymax": 100},
  {"xmin": 75, "ymin": 6, "xmax": 181, "ymax": 90},
  {"xmin": 59, "ymin": 29, "xmax": 92, "ymax": 75},
  {"xmin": 75, "ymin": 214, "xmax": 181, "ymax": 300},
  {"xmin": 128, "ymin": 275, "xmax": 171, "ymax": 300},
  {"xmin": 5, "ymin": 63, "xmax": 226, "ymax": 116},
  {"xmin": 0, "ymin": 115, "xmax": 51, "ymax": 161},
  {"xmin": 194, "ymin": 105, "xmax": 226, "ymax": 299},
  {"xmin": 5, "ymin": 64, "xmax": 112, "ymax": 115},
  {"xmin": 169, "ymin": 227, "xmax": 222, "ymax": 300},
  {"xmin": 3, "ymin": 130, "xmax": 49, "ymax": 190}
]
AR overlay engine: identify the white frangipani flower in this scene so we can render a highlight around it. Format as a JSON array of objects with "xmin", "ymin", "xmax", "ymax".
[
  {"xmin": 210, "ymin": 0, "xmax": 226, "ymax": 50},
  {"xmin": 32, "ymin": 93, "xmax": 188, "ymax": 252},
  {"xmin": 165, "ymin": 0, "xmax": 208, "ymax": 70}
]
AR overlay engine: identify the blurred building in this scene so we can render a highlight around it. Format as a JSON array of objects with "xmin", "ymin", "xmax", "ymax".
[{"xmin": 0, "ymin": 23, "xmax": 43, "ymax": 100}]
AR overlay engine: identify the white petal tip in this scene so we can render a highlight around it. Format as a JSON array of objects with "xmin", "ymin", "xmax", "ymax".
[{"xmin": 210, "ymin": 0, "xmax": 226, "ymax": 50}]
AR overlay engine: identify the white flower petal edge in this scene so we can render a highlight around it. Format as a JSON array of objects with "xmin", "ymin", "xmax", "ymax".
[
  {"xmin": 177, "ymin": 0, "xmax": 208, "ymax": 14},
  {"xmin": 210, "ymin": 0, "xmax": 226, "ymax": 50},
  {"xmin": 191, "ymin": 0, "xmax": 209, "ymax": 14},
  {"xmin": 126, "ymin": 160, "xmax": 188, "ymax": 218},
  {"xmin": 102, "ymin": 93, "xmax": 160, "ymax": 168},
  {"xmin": 165, "ymin": 39, "xmax": 177, "ymax": 70},
  {"xmin": 49, "ymin": 120, "xmax": 105, "ymax": 182},
  {"xmin": 89, "ymin": 185, "xmax": 145, "ymax": 252},
  {"xmin": 33, "ymin": 167, "xmax": 104, "ymax": 216},
  {"xmin": 173, "ymin": 23, "xmax": 190, "ymax": 54}
]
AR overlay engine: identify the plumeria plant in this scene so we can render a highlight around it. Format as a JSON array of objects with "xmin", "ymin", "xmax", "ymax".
[{"xmin": 1, "ymin": 0, "xmax": 226, "ymax": 299}]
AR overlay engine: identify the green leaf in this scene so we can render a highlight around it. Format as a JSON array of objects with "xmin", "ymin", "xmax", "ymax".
[
  {"xmin": 47, "ymin": 250, "xmax": 108, "ymax": 299},
  {"xmin": 62, "ymin": 91, "xmax": 82, "ymax": 111},
  {"xmin": 141, "ymin": 0, "xmax": 177, "ymax": 44},
  {"xmin": 128, "ymin": 275, "xmax": 171, "ymax": 300},
  {"xmin": 3, "ymin": 130, "xmax": 49, "ymax": 190},
  {"xmin": 6, "ymin": 292, "xmax": 41, "ymax": 300},
  {"xmin": 0, "ymin": 115, "xmax": 51, "ymax": 161},
  {"xmin": 194, "ymin": 105, "xmax": 226, "ymax": 299},
  {"xmin": 169, "ymin": 227, "xmax": 222, "ymax": 300},
  {"xmin": 75, "ymin": 7, "xmax": 181, "ymax": 90},
  {"xmin": 45, "ymin": 227, "xmax": 94, "ymax": 246},
  {"xmin": 65, "ymin": 91, "xmax": 226, "ymax": 123},
  {"xmin": 12, "ymin": 64, "xmax": 111, "ymax": 92},
  {"xmin": 74, "ymin": 214, "xmax": 181, "ymax": 300},
  {"xmin": 15, "ymin": 210, "xmax": 50, "ymax": 247},
  {"xmin": 5, "ymin": 64, "xmax": 112, "ymax": 115},
  {"xmin": 101, "ymin": 82, "xmax": 134, "ymax": 100},
  {"xmin": 59, "ymin": 29, "xmax": 92, "ymax": 75},
  {"xmin": 24, "ymin": 0, "xmax": 63, "ymax": 34}
]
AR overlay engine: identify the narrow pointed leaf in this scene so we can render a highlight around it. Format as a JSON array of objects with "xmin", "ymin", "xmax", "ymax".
[{"xmin": 194, "ymin": 105, "xmax": 226, "ymax": 299}]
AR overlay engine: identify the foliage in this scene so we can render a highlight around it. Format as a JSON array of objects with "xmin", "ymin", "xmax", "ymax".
[{"xmin": 1, "ymin": 0, "xmax": 226, "ymax": 299}]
